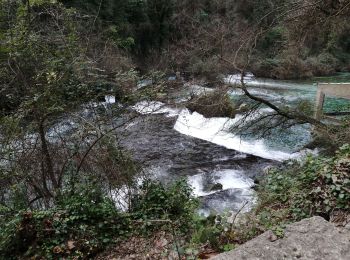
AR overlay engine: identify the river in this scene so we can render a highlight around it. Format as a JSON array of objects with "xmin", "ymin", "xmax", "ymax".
[
  {"xmin": 48, "ymin": 73, "xmax": 350, "ymax": 216},
  {"xmin": 122, "ymin": 73, "xmax": 350, "ymax": 216}
]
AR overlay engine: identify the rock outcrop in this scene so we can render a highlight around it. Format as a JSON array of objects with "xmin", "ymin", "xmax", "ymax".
[{"xmin": 213, "ymin": 216, "xmax": 350, "ymax": 260}]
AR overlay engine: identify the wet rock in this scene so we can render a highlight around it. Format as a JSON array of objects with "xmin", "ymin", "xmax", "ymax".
[
  {"xmin": 200, "ymin": 189, "xmax": 254, "ymax": 215},
  {"xmin": 213, "ymin": 216, "xmax": 350, "ymax": 260},
  {"xmin": 210, "ymin": 183, "xmax": 223, "ymax": 191},
  {"xmin": 237, "ymin": 103, "xmax": 249, "ymax": 113}
]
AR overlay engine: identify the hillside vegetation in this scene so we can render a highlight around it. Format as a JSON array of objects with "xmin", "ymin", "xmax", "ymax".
[{"xmin": 58, "ymin": 0, "xmax": 350, "ymax": 79}]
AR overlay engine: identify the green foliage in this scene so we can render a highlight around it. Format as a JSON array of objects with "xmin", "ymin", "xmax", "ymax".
[
  {"xmin": 248, "ymin": 1, "xmax": 350, "ymax": 79},
  {"xmin": 257, "ymin": 26, "xmax": 286, "ymax": 57},
  {"xmin": 260, "ymin": 144, "xmax": 350, "ymax": 221},
  {"xmin": 106, "ymin": 25, "xmax": 135, "ymax": 49},
  {"xmin": 0, "ymin": 179, "xmax": 198, "ymax": 259},
  {"xmin": 191, "ymin": 225, "xmax": 221, "ymax": 249},
  {"xmin": 0, "ymin": 0, "xmax": 92, "ymax": 116},
  {"xmin": 188, "ymin": 56, "xmax": 222, "ymax": 79},
  {"xmin": 208, "ymin": 144, "xmax": 350, "ymax": 251},
  {"xmin": 0, "ymin": 188, "xmax": 128, "ymax": 259},
  {"xmin": 223, "ymin": 243, "xmax": 235, "ymax": 252},
  {"xmin": 0, "ymin": 0, "xmax": 138, "ymax": 210},
  {"xmin": 271, "ymin": 225, "xmax": 285, "ymax": 238},
  {"xmin": 60, "ymin": 0, "xmax": 128, "ymax": 24},
  {"xmin": 131, "ymin": 179, "xmax": 199, "ymax": 233},
  {"xmin": 55, "ymin": 0, "xmax": 350, "ymax": 78},
  {"xmin": 61, "ymin": 0, "xmax": 174, "ymax": 55}
]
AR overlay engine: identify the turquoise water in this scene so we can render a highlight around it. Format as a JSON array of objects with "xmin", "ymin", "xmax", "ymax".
[
  {"xmin": 229, "ymin": 73, "xmax": 350, "ymax": 153},
  {"xmin": 285, "ymin": 72, "xmax": 350, "ymax": 112}
]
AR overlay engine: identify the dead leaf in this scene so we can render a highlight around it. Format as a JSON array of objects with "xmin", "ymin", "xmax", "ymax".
[{"xmin": 67, "ymin": 240, "xmax": 76, "ymax": 250}]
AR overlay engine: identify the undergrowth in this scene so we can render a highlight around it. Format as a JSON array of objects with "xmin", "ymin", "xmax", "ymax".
[
  {"xmin": 0, "ymin": 180, "xmax": 198, "ymax": 259},
  {"xmin": 257, "ymin": 143, "xmax": 350, "ymax": 222}
]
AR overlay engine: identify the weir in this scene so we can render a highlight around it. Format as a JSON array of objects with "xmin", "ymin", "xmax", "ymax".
[{"xmin": 314, "ymin": 83, "xmax": 350, "ymax": 122}]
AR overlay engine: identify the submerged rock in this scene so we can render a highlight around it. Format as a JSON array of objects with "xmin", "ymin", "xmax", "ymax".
[
  {"xmin": 210, "ymin": 183, "xmax": 223, "ymax": 191},
  {"xmin": 213, "ymin": 216, "xmax": 350, "ymax": 260}
]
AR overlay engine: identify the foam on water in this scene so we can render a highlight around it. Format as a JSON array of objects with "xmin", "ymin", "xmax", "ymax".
[
  {"xmin": 111, "ymin": 178, "xmax": 144, "ymax": 211},
  {"xmin": 198, "ymin": 188, "xmax": 256, "ymax": 217},
  {"xmin": 225, "ymin": 74, "xmax": 319, "ymax": 105},
  {"xmin": 188, "ymin": 169, "xmax": 254, "ymax": 197},
  {"xmin": 105, "ymin": 95, "xmax": 116, "ymax": 104},
  {"xmin": 187, "ymin": 84, "xmax": 214, "ymax": 95},
  {"xmin": 132, "ymin": 101, "xmax": 180, "ymax": 117},
  {"xmin": 189, "ymin": 169, "xmax": 257, "ymax": 216},
  {"xmin": 132, "ymin": 101, "xmax": 313, "ymax": 161},
  {"xmin": 224, "ymin": 73, "xmax": 255, "ymax": 84},
  {"xmin": 174, "ymin": 109, "xmax": 297, "ymax": 161},
  {"xmin": 228, "ymin": 87, "xmax": 299, "ymax": 102},
  {"xmin": 224, "ymin": 74, "xmax": 316, "ymax": 91}
]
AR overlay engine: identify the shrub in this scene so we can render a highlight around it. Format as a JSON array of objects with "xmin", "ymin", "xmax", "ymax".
[
  {"xmin": 272, "ymin": 55, "xmax": 312, "ymax": 79},
  {"xmin": 191, "ymin": 225, "xmax": 221, "ymax": 249},
  {"xmin": 252, "ymin": 56, "xmax": 313, "ymax": 79},
  {"xmin": 257, "ymin": 26, "xmax": 286, "ymax": 58},
  {"xmin": 257, "ymin": 144, "xmax": 350, "ymax": 222},
  {"xmin": 0, "ymin": 179, "xmax": 198, "ymax": 259},
  {"xmin": 253, "ymin": 51, "xmax": 342, "ymax": 79},
  {"xmin": 306, "ymin": 119, "xmax": 350, "ymax": 155},
  {"xmin": 0, "ymin": 185, "xmax": 129, "ymax": 259},
  {"xmin": 188, "ymin": 56, "xmax": 223, "ymax": 81},
  {"xmin": 131, "ymin": 179, "xmax": 199, "ymax": 234},
  {"xmin": 186, "ymin": 90, "xmax": 236, "ymax": 118},
  {"xmin": 305, "ymin": 53, "xmax": 339, "ymax": 76}
]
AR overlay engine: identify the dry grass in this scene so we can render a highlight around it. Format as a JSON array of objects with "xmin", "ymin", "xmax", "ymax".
[{"xmin": 186, "ymin": 90, "xmax": 236, "ymax": 118}]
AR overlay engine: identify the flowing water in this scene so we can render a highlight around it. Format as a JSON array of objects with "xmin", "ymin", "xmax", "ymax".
[
  {"xmin": 49, "ymin": 73, "xmax": 346, "ymax": 215},
  {"xmin": 5, "ymin": 73, "xmax": 349, "ymax": 215},
  {"xmin": 224, "ymin": 73, "xmax": 350, "ymax": 153},
  {"xmin": 123, "ymin": 73, "xmax": 350, "ymax": 216},
  {"xmin": 118, "ymin": 112, "xmax": 273, "ymax": 215}
]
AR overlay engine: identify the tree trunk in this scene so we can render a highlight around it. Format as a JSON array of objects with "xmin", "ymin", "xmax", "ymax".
[{"xmin": 38, "ymin": 120, "xmax": 58, "ymax": 191}]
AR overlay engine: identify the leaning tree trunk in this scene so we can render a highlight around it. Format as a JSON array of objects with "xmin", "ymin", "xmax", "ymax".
[{"xmin": 38, "ymin": 120, "xmax": 58, "ymax": 193}]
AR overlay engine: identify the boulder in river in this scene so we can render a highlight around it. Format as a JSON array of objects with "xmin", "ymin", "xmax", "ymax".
[{"xmin": 210, "ymin": 183, "xmax": 223, "ymax": 191}]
